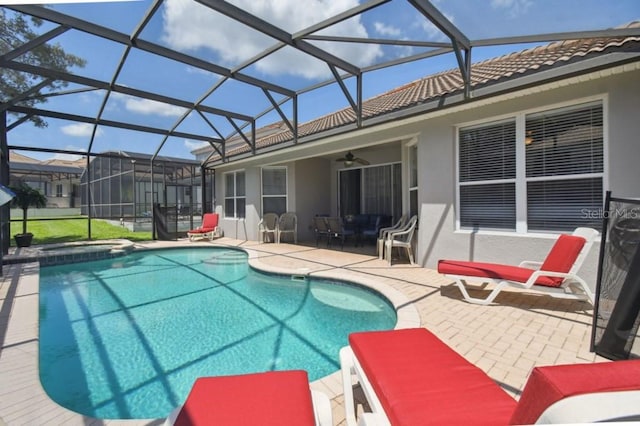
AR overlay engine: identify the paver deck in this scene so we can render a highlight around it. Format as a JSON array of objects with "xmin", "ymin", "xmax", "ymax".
[{"xmin": 0, "ymin": 237, "xmax": 605, "ymax": 425}]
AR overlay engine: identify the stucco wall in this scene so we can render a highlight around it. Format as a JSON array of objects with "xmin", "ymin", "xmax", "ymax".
[
  {"xmin": 416, "ymin": 69, "xmax": 640, "ymax": 290},
  {"xmin": 293, "ymin": 158, "xmax": 331, "ymax": 241},
  {"xmin": 607, "ymin": 71, "xmax": 640, "ymax": 197}
]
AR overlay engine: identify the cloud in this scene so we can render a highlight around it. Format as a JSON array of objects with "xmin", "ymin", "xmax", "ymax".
[
  {"xmin": 184, "ymin": 139, "xmax": 209, "ymax": 152},
  {"xmin": 107, "ymin": 92, "xmax": 187, "ymax": 117},
  {"xmin": 374, "ymin": 22, "xmax": 402, "ymax": 37},
  {"xmin": 123, "ymin": 98, "xmax": 187, "ymax": 117},
  {"xmin": 490, "ymin": 0, "xmax": 533, "ymax": 18},
  {"xmin": 162, "ymin": 0, "xmax": 383, "ymax": 79},
  {"xmin": 392, "ymin": 40, "xmax": 415, "ymax": 59},
  {"xmin": 61, "ymin": 123, "xmax": 103, "ymax": 137},
  {"xmin": 418, "ymin": 14, "xmax": 455, "ymax": 42},
  {"xmin": 412, "ymin": 6, "xmax": 456, "ymax": 42}
]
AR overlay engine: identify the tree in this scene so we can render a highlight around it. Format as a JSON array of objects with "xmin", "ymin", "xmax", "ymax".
[
  {"xmin": 9, "ymin": 182, "xmax": 47, "ymax": 235},
  {"xmin": 0, "ymin": 8, "xmax": 86, "ymax": 128}
]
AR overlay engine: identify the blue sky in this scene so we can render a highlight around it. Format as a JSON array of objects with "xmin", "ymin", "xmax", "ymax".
[{"xmin": 5, "ymin": 0, "xmax": 639, "ymax": 161}]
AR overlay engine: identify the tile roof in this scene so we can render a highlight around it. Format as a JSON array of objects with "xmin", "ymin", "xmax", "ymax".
[
  {"xmin": 8, "ymin": 151, "xmax": 39, "ymax": 163},
  {"xmin": 212, "ymin": 22, "xmax": 640, "ymax": 162}
]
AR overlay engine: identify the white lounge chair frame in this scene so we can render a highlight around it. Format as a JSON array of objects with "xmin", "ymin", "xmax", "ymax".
[
  {"xmin": 443, "ymin": 227, "xmax": 599, "ymax": 305},
  {"xmin": 340, "ymin": 346, "xmax": 389, "ymax": 426}
]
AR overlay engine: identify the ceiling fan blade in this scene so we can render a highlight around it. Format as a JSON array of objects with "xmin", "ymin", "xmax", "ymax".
[{"xmin": 337, "ymin": 151, "xmax": 369, "ymax": 165}]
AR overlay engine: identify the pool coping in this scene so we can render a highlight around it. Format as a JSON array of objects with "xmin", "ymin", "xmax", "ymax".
[
  {"xmin": 4, "ymin": 239, "xmax": 135, "ymax": 267},
  {"xmin": 0, "ymin": 239, "xmax": 421, "ymax": 425}
]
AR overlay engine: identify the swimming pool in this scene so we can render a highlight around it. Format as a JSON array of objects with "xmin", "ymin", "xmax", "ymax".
[{"xmin": 38, "ymin": 247, "xmax": 396, "ymax": 419}]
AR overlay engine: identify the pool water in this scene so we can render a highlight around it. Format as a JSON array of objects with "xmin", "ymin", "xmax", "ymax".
[{"xmin": 38, "ymin": 247, "xmax": 396, "ymax": 419}]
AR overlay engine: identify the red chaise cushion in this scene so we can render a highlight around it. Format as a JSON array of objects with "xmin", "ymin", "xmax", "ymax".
[
  {"xmin": 201, "ymin": 213, "xmax": 219, "ymax": 229},
  {"xmin": 349, "ymin": 328, "xmax": 517, "ymax": 425},
  {"xmin": 187, "ymin": 228, "xmax": 214, "ymax": 234},
  {"xmin": 510, "ymin": 360, "xmax": 640, "ymax": 425},
  {"xmin": 437, "ymin": 234, "xmax": 586, "ymax": 288},
  {"xmin": 174, "ymin": 370, "xmax": 316, "ymax": 426},
  {"xmin": 538, "ymin": 234, "xmax": 586, "ymax": 285},
  {"xmin": 438, "ymin": 260, "xmax": 560, "ymax": 287}
]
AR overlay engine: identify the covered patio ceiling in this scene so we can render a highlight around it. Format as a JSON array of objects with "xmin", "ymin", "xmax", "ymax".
[{"xmin": 1, "ymin": 0, "xmax": 639, "ymax": 167}]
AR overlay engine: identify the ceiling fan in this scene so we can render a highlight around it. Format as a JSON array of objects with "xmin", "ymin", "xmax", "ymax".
[{"xmin": 336, "ymin": 151, "xmax": 369, "ymax": 167}]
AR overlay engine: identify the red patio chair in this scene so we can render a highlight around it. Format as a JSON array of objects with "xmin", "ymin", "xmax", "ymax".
[{"xmin": 186, "ymin": 213, "xmax": 220, "ymax": 241}]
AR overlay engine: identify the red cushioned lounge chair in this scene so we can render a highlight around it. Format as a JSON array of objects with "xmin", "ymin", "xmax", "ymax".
[
  {"xmin": 437, "ymin": 227, "xmax": 598, "ymax": 305},
  {"xmin": 187, "ymin": 213, "xmax": 220, "ymax": 241},
  {"xmin": 164, "ymin": 370, "xmax": 332, "ymax": 426},
  {"xmin": 340, "ymin": 328, "xmax": 640, "ymax": 426}
]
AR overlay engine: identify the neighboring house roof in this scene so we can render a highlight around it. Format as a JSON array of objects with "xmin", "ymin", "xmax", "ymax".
[
  {"xmin": 9, "ymin": 152, "xmax": 84, "ymax": 175},
  {"xmin": 43, "ymin": 158, "xmax": 87, "ymax": 168},
  {"xmin": 206, "ymin": 21, "xmax": 640, "ymax": 163},
  {"xmin": 9, "ymin": 149, "xmax": 200, "ymax": 175},
  {"xmin": 10, "ymin": 161, "xmax": 83, "ymax": 175},
  {"xmin": 8, "ymin": 151, "xmax": 40, "ymax": 163}
]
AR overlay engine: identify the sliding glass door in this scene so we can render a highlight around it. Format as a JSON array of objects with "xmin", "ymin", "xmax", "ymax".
[{"xmin": 339, "ymin": 163, "xmax": 401, "ymax": 219}]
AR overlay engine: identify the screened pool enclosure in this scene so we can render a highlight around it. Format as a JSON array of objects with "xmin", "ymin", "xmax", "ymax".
[{"xmin": 80, "ymin": 152, "xmax": 210, "ymax": 228}]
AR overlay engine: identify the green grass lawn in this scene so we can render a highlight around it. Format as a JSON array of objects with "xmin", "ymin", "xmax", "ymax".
[{"xmin": 9, "ymin": 218, "xmax": 153, "ymax": 246}]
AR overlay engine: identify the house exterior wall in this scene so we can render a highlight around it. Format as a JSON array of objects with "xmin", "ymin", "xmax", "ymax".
[
  {"xmin": 294, "ymin": 157, "xmax": 331, "ymax": 241},
  {"xmin": 211, "ymin": 67, "xmax": 639, "ymax": 291},
  {"xmin": 46, "ymin": 179, "xmax": 77, "ymax": 208},
  {"xmin": 416, "ymin": 68, "xmax": 640, "ymax": 291},
  {"xmin": 607, "ymin": 71, "xmax": 640, "ymax": 197}
]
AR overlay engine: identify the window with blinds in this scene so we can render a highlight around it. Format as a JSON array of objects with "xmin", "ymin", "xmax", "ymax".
[
  {"xmin": 525, "ymin": 102, "xmax": 603, "ymax": 231},
  {"xmin": 457, "ymin": 100, "xmax": 604, "ymax": 233},
  {"xmin": 458, "ymin": 120, "xmax": 516, "ymax": 230},
  {"xmin": 262, "ymin": 167, "xmax": 287, "ymax": 215}
]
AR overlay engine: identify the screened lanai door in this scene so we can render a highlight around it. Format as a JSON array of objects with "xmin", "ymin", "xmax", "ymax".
[{"xmin": 339, "ymin": 163, "xmax": 402, "ymax": 220}]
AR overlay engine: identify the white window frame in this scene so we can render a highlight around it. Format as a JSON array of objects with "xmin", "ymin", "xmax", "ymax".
[
  {"xmin": 407, "ymin": 141, "xmax": 419, "ymax": 219},
  {"xmin": 457, "ymin": 117, "xmax": 517, "ymax": 231},
  {"xmin": 224, "ymin": 170, "xmax": 245, "ymax": 219},
  {"xmin": 261, "ymin": 166, "xmax": 288, "ymax": 215},
  {"xmin": 455, "ymin": 95, "xmax": 608, "ymax": 235}
]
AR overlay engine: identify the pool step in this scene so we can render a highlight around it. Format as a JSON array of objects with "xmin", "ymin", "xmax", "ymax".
[{"xmin": 201, "ymin": 251, "xmax": 247, "ymax": 265}]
